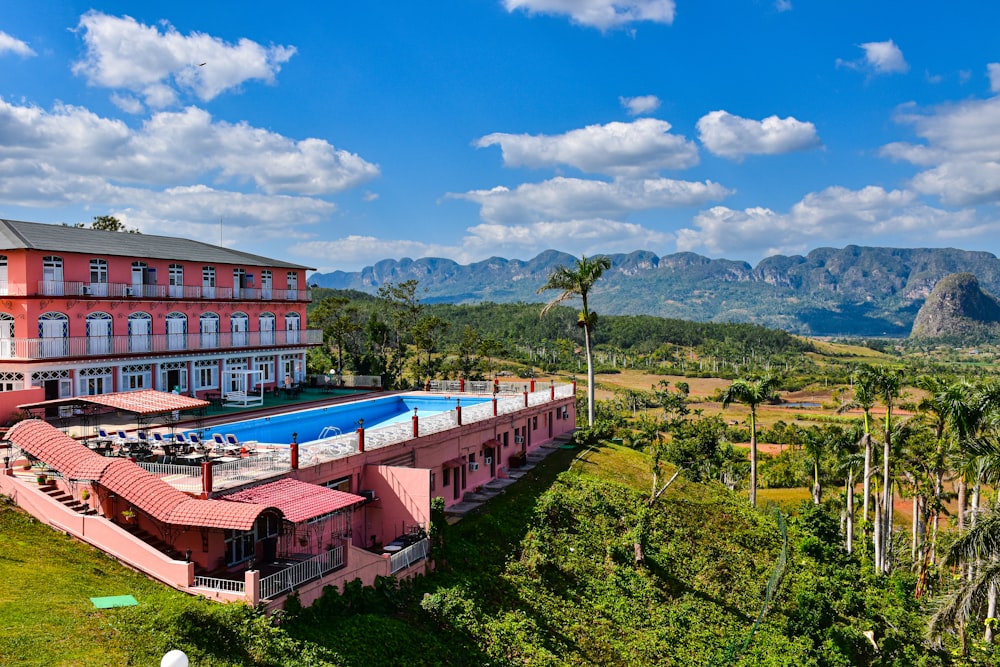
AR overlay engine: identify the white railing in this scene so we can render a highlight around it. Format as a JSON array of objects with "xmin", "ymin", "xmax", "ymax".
[
  {"xmin": 211, "ymin": 453, "xmax": 290, "ymax": 488},
  {"xmin": 0, "ymin": 328, "xmax": 323, "ymax": 360},
  {"xmin": 428, "ymin": 380, "xmax": 551, "ymax": 395},
  {"xmin": 259, "ymin": 545, "xmax": 344, "ymax": 600},
  {"xmin": 390, "ymin": 538, "xmax": 429, "ymax": 574},
  {"xmin": 342, "ymin": 375, "xmax": 381, "ymax": 388},
  {"xmin": 193, "ymin": 575, "xmax": 246, "ymax": 593},
  {"xmin": 136, "ymin": 462, "xmax": 203, "ymax": 492},
  {"xmin": 34, "ymin": 281, "xmax": 311, "ymax": 302}
]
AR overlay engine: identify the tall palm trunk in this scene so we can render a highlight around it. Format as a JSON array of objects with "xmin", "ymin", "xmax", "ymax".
[
  {"xmin": 749, "ymin": 408, "xmax": 758, "ymax": 507},
  {"xmin": 845, "ymin": 467, "xmax": 854, "ymax": 553},
  {"xmin": 862, "ymin": 433, "xmax": 873, "ymax": 522},
  {"xmin": 583, "ymin": 322, "xmax": 595, "ymax": 427}
]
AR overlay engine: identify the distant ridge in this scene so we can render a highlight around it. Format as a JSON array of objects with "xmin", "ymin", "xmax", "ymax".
[
  {"xmin": 910, "ymin": 273, "xmax": 1000, "ymax": 340},
  {"xmin": 310, "ymin": 246, "xmax": 1000, "ymax": 337}
]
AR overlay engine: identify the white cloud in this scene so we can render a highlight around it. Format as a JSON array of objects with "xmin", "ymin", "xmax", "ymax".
[
  {"xmin": 882, "ymin": 95, "xmax": 1000, "ymax": 206},
  {"xmin": 0, "ymin": 31, "xmax": 36, "ymax": 57},
  {"xmin": 988, "ymin": 63, "xmax": 1000, "ymax": 93},
  {"xmin": 451, "ymin": 176, "xmax": 730, "ymax": 224},
  {"xmin": 860, "ymin": 40, "xmax": 908, "ymax": 74},
  {"xmin": 0, "ymin": 98, "xmax": 379, "ymax": 197},
  {"xmin": 620, "ymin": 95, "xmax": 661, "ymax": 115},
  {"xmin": 774, "ymin": 0, "xmax": 793, "ymax": 12},
  {"xmin": 696, "ymin": 110, "xmax": 822, "ymax": 160},
  {"xmin": 72, "ymin": 11, "xmax": 296, "ymax": 108},
  {"xmin": 291, "ymin": 219, "xmax": 673, "ymax": 271},
  {"xmin": 502, "ymin": 0, "xmax": 675, "ymax": 30},
  {"xmin": 675, "ymin": 185, "xmax": 976, "ymax": 257},
  {"xmin": 476, "ymin": 118, "xmax": 699, "ymax": 176}
]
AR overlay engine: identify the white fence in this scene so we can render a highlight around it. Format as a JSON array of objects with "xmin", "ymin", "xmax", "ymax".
[
  {"xmin": 259, "ymin": 545, "xmax": 344, "ymax": 600},
  {"xmin": 193, "ymin": 575, "xmax": 246, "ymax": 593},
  {"xmin": 390, "ymin": 538, "xmax": 430, "ymax": 574}
]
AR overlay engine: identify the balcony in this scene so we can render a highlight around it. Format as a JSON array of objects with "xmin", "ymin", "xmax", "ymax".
[
  {"xmin": 32, "ymin": 281, "xmax": 311, "ymax": 302},
  {"xmin": 0, "ymin": 328, "xmax": 323, "ymax": 360}
]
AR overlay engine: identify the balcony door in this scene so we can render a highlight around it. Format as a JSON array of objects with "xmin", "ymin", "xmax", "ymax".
[
  {"xmin": 284, "ymin": 313, "xmax": 300, "ymax": 344},
  {"xmin": 0, "ymin": 313, "xmax": 13, "ymax": 358},
  {"xmin": 86, "ymin": 313, "xmax": 113, "ymax": 355},
  {"xmin": 166, "ymin": 313, "xmax": 187, "ymax": 350},
  {"xmin": 259, "ymin": 313, "xmax": 275, "ymax": 345},
  {"xmin": 200, "ymin": 313, "xmax": 219, "ymax": 348},
  {"xmin": 39, "ymin": 312, "xmax": 68, "ymax": 357},
  {"xmin": 231, "ymin": 313, "xmax": 248, "ymax": 346},
  {"xmin": 168, "ymin": 264, "xmax": 184, "ymax": 298},
  {"xmin": 128, "ymin": 313, "xmax": 152, "ymax": 353},
  {"xmin": 42, "ymin": 256, "xmax": 64, "ymax": 296}
]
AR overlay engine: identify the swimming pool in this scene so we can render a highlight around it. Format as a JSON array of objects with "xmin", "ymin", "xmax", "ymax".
[{"xmin": 193, "ymin": 394, "xmax": 489, "ymax": 445}]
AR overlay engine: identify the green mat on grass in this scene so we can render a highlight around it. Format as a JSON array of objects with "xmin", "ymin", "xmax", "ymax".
[{"xmin": 90, "ymin": 595, "xmax": 138, "ymax": 609}]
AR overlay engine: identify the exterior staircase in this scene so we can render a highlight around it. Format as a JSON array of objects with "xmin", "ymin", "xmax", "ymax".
[
  {"xmin": 121, "ymin": 524, "xmax": 186, "ymax": 562},
  {"xmin": 41, "ymin": 484, "xmax": 98, "ymax": 516}
]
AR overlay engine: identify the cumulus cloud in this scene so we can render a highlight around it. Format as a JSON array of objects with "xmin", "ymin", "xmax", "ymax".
[
  {"xmin": 675, "ymin": 185, "xmax": 976, "ymax": 257},
  {"xmin": 620, "ymin": 95, "xmax": 661, "ymax": 115},
  {"xmin": 837, "ymin": 39, "xmax": 908, "ymax": 75},
  {"xmin": 450, "ymin": 176, "xmax": 730, "ymax": 224},
  {"xmin": 696, "ymin": 110, "xmax": 822, "ymax": 160},
  {"xmin": 0, "ymin": 31, "xmax": 36, "ymax": 57},
  {"xmin": 502, "ymin": 0, "xmax": 675, "ymax": 30},
  {"xmin": 775, "ymin": 0, "xmax": 793, "ymax": 12},
  {"xmin": 0, "ymin": 98, "xmax": 378, "ymax": 196},
  {"xmin": 989, "ymin": 63, "xmax": 1000, "ymax": 93},
  {"xmin": 291, "ymin": 219, "xmax": 673, "ymax": 271},
  {"xmin": 881, "ymin": 95, "xmax": 1000, "ymax": 206},
  {"xmin": 476, "ymin": 118, "xmax": 699, "ymax": 176},
  {"xmin": 72, "ymin": 11, "xmax": 296, "ymax": 108}
]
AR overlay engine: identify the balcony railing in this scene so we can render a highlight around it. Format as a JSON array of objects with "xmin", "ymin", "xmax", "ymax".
[
  {"xmin": 0, "ymin": 328, "xmax": 322, "ymax": 360},
  {"xmin": 32, "ymin": 281, "xmax": 311, "ymax": 302}
]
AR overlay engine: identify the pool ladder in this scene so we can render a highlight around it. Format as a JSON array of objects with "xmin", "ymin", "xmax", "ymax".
[{"xmin": 318, "ymin": 426, "xmax": 343, "ymax": 439}]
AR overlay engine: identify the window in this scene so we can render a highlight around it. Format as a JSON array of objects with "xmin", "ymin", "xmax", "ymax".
[
  {"xmin": 231, "ymin": 312, "xmax": 248, "ymax": 346},
  {"xmin": 166, "ymin": 312, "xmax": 187, "ymax": 351},
  {"xmin": 78, "ymin": 366, "xmax": 113, "ymax": 396},
  {"xmin": 259, "ymin": 313, "xmax": 275, "ymax": 345},
  {"xmin": 130, "ymin": 261, "xmax": 149, "ymax": 297},
  {"xmin": 442, "ymin": 467, "xmax": 450, "ymax": 487},
  {"xmin": 284, "ymin": 312, "xmax": 300, "ymax": 344},
  {"xmin": 202, "ymin": 266, "xmax": 216, "ymax": 298},
  {"xmin": 324, "ymin": 476, "xmax": 351, "ymax": 493},
  {"xmin": 285, "ymin": 272, "xmax": 298, "ymax": 300},
  {"xmin": 224, "ymin": 528, "xmax": 255, "ymax": 566},
  {"xmin": 168, "ymin": 264, "xmax": 184, "ymax": 298},
  {"xmin": 85, "ymin": 259, "xmax": 109, "ymax": 297},
  {"xmin": 38, "ymin": 312, "xmax": 68, "ymax": 357},
  {"xmin": 261, "ymin": 270, "xmax": 273, "ymax": 299},
  {"xmin": 254, "ymin": 358, "xmax": 273, "ymax": 383},
  {"xmin": 122, "ymin": 364, "xmax": 152, "ymax": 391},
  {"xmin": 0, "ymin": 371, "xmax": 24, "ymax": 392},
  {"xmin": 41, "ymin": 256, "xmax": 64, "ymax": 296},
  {"xmin": 200, "ymin": 313, "xmax": 219, "ymax": 348},
  {"xmin": 128, "ymin": 313, "xmax": 152, "ymax": 353},
  {"xmin": 0, "ymin": 313, "xmax": 13, "ymax": 359},
  {"xmin": 0, "ymin": 255, "xmax": 7, "ymax": 295},
  {"xmin": 194, "ymin": 360, "xmax": 217, "ymax": 390},
  {"xmin": 233, "ymin": 268, "xmax": 246, "ymax": 299},
  {"xmin": 86, "ymin": 312, "xmax": 113, "ymax": 355}
]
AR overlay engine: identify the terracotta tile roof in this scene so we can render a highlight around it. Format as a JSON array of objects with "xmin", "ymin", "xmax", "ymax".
[
  {"xmin": 18, "ymin": 389, "xmax": 208, "ymax": 416},
  {"xmin": 7, "ymin": 420, "xmax": 278, "ymax": 530},
  {"xmin": 221, "ymin": 478, "xmax": 365, "ymax": 523}
]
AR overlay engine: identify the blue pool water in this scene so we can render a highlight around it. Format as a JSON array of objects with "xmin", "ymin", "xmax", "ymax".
[{"xmin": 193, "ymin": 394, "xmax": 489, "ymax": 445}]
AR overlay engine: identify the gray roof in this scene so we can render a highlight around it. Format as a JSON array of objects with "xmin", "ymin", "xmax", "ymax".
[{"xmin": 0, "ymin": 219, "xmax": 314, "ymax": 270}]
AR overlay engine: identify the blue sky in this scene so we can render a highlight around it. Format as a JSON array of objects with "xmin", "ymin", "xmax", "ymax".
[{"xmin": 2, "ymin": 1, "xmax": 1000, "ymax": 273}]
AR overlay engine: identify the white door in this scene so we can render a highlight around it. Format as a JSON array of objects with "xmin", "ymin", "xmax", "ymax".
[
  {"xmin": 167, "ymin": 316, "xmax": 186, "ymax": 350},
  {"xmin": 41, "ymin": 318, "xmax": 66, "ymax": 357},
  {"xmin": 87, "ymin": 317, "xmax": 111, "ymax": 355},
  {"xmin": 129, "ymin": 316, "xmax": 151, "ymax": 353},
  {"xmin": 232, "ymin": 315, "xmax": 248, "ymax": 346},
  {"xmin": 285, "ymin": 314, "xmax": 300, "ymax": 344},
  {"xmin": 0, "ymin": 316, "xmax": 14, "ymax": 358},
  {"xmin": 42, "ymin": 259, "xmax": 64, "ymax": 296},
  {"xmin": 201, "ymin": 316, "xmax": 219, "ymax": 348},
  {"xmin": 260, "ymin": 315, "xmax": 275, "ymax": 345}
]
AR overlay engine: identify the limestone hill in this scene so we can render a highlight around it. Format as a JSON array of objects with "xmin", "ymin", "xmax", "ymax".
[{"xmin": 910, "ymin": 272, "xmax": 1000, "ymax": 340}]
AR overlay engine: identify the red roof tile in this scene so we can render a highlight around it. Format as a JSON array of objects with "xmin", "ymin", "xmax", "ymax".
[
  {"xmin": 17, "ymin": 389, "xmax": 208, "ymax": 415},
  {"xmin": 7, "ymin": 420, "xmax": 277, "ymax": 530},
  {"xmin": 221, "ymin": 478, "xmax": 365, "ymax": 523}
]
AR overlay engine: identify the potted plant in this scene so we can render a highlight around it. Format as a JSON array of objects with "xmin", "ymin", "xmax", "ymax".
[
  {"xmin": 121, "ymin": 509, "xmax": 136, "ymax": 523},
  {"xmin": 80, "ymin": 489, "xmax": 90, "ymax": 502},
  {"xmin": 36, "ymin": 474, "xmax": 47, "ymax": 485}
]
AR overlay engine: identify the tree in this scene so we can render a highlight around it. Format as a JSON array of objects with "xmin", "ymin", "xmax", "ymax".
[
  {"xmin": 720, "ymin": 374, "xmax": 779, "ymax": 507},
  {"xmin": 537, "ymin": 255, "xmax": 611, "ymax": 427},
  {"xmin": 869, "ymin": 365, "xmax": 903, "ymax": 575},
  {"xmin": 837, "ymin": 366, "xmax": 878, "ymax": 525}
]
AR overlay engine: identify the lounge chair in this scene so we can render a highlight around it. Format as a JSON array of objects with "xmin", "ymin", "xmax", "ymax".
[
  {"xmin": 225, "ymin": 434, "xmax": 240, "ymax": 447},
  {"xmin": 212, "ymin": 433, "xmax": 226, "ymax": 446},
  {"xmin": 173, "ymin": 432, "xmax": 189, "ymax": 447}
]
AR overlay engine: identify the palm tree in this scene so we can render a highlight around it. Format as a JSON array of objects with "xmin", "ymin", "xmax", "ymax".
[
  {"xmin": 537, "ymin": 255, "xmax": 611, "ymax": 428},
  {"xmin": 720, "ymin": 374, "xmax": 779, "ymax": 507},
  {"xmin": 869, "ymin": 365, "xmax": 903, "ymax": 575},
  {"xmin": 837, "ymin": 366, "xmax": 878, "ymax": 525}
]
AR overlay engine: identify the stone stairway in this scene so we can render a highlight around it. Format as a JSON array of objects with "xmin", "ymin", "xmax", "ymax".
[
  {"xmin": 41, "ymin": 484, "xmax": 98, "ymax": 516},
  {"xmin": 121, "ymin": 524, "xmax": 186, "ymax": 561}
]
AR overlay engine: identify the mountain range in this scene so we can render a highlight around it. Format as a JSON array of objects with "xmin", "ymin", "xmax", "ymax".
[{"xmin": 310, "ymin": 246, "xmax": 1000, "ymax": 337}]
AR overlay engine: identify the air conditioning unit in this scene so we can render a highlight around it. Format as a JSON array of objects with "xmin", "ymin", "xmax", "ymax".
[
  {"xmin": 468, "ymin": 462, "xmax": 480, "ymax": 471},
  {"xmin": 514, "ymin": 436, "xmax": 525, "ymax": 445},
  {"xmin": 358, "ymin": 489, "xmax": 376, "ymax": 503},
  {"xmin": 485, "ymin": 457, "xmax": 492, "ymax": 465}
]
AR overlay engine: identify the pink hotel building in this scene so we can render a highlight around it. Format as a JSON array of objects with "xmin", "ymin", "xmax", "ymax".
[
  {"xmin": 0, "ymin": 219, "xmax": 579, "ymax": 609},
  {"xmin": 0, "ymin": 218, "xmax": 320, "ymax": 418}
]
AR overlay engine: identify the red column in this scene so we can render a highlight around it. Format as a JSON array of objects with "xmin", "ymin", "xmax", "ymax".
[
  {"xmin": 357, "ymin": 427, "xmax": 365, "ymax": 453},
  {"xmin": 492, "ymin": 397, "xmax": 497, "ymax": 416},
  {"xmin": 530, "ymin": 380, "xmax": 535, "ymax": 392},
  {"xmin": 412, "ymin": 413, "xmax": 419, "ymax": 437},
  {"xmin": 201, "ymin": 461, "xmax": 213, "ymax": 496},
  {"xmin": 456, "ymin": 405, "xmax": 462, "ymax": 425},
  {"xmin": 459, "ymin": 378, "xmax": 465, "ymax": 392},
  {"xmin": 550, "ymin": 382, "xmax": 555, "ymax": 400},
  {"xmin": 523, "ymin": 391, "xmax": 529, "ymax": 407},
  {"xmin": 290, "ymin": 442, "xmax": 299, "ymax": 470}
]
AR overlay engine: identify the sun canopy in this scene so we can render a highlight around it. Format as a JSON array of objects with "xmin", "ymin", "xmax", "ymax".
[{"xmin": 18, "ymin": 389, "xmax": 208, "ymax": 416}]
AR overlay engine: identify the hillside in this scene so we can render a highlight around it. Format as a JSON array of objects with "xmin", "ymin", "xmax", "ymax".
[
  {"xmin": 910, "ymin": 272, "xmax": 1000, "ymax": 340},
  {"xmin": 310, "ymin": 246, "xmax": 1000, "ymax": 336}
]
